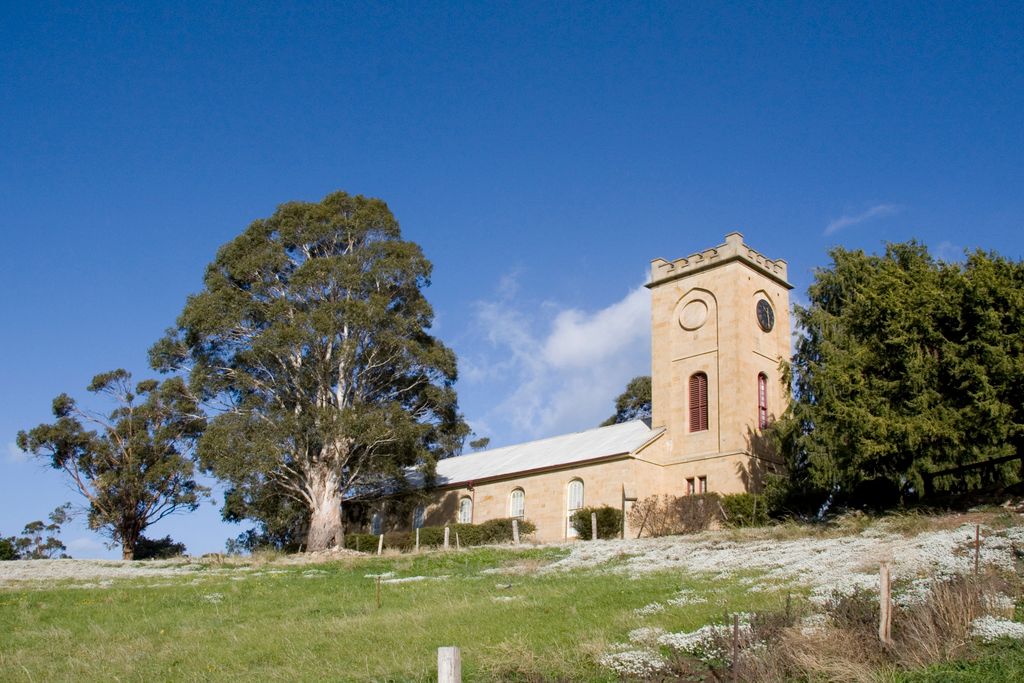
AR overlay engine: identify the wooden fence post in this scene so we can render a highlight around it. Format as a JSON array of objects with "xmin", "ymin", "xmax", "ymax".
[
  {"xmin": 731, "ymin": 613, "xmax": 739, "ymax": 682},
  {"xmin": 591, "ymin": 512, "xmax": 598, "ymax": 541},
  {"xmin": 415, "ymin": 527, "xmax": 420, "ymax": 553},
  {"xmin": 437, "ymin": 646, "xmax": 461, "ymax": 683},
  {"xmin": 375, "ymin": 576, "xmax": 381, "ymax": 609},
  {"xmin": 975, "ymin": 524, "xmax": 981, "ymax": 576},
  {"xmin": 512, "ymin": 519, "xmax": 520, "ymax": 546},
  {"xmin": 444, "ymin": 526, "xmax": 450, "ymax": 550},
  {"xmin": 456, "ymin": 532, "xmax": 461, "ymax": 550},
  {"xmin": 879, "ymin": 561, "xmax": 893, "ymax": 645},
  {"xmin": 377, "ymin": 534, "xmax": 384, "ymax": 556}
]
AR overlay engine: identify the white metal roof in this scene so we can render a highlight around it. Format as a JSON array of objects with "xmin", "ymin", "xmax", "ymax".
[{"xmin": 427, "ymin": 419, "xmax": 660, "ymax": 487}]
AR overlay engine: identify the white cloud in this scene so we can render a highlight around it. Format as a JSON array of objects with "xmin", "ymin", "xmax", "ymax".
[
  {"xmin": 5, "ymin": 441, "xmax": 29, "ymax": 464},
  {"xmin": 67, "ymin": 537, "xmax": 106, "ymax": 556},
  {"xmin": 825, "ymin": 203, "xmax": 901, "ymax": 235},
  {"xmin": 934, "ymin": 240, "xmax": 964, "ymax": 262},
  {"xmin": 464, "ymin": 277, "xmax": 651, "ymax": 442},
  {"xmin": 543, "ymin": 287, "xmax": 649, "ymax": 368}
]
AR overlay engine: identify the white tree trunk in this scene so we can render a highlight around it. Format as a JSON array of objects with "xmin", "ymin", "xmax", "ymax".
[{"xmin": 305, "ymin": 469, "xmax": 343, "ymax": 552}]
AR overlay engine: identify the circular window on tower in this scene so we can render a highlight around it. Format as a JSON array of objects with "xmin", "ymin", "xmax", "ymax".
[
  {"xmin": 679, "ymin": 299, "xmax": 709, "ymax": 330},
  {"xmin": 756, "ymin": 299, "xmax": 775, "ymax": 332}
]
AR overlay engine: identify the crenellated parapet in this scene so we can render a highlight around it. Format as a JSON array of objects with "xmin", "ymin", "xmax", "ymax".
[{"xmin": 647, "ymin": 232, "xmax": 791, "ymax": 289}]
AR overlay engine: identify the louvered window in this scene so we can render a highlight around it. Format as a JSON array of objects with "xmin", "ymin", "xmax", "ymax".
[
  {"xmin": 689, "ymin": 372, "xmax": 709, "ymax": 432},
  {"xmin": 758, "ymin": 373, "xmax": 769, "ymax": 429}
]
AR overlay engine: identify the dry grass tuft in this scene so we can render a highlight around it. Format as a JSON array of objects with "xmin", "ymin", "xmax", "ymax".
[{"xmin": 650, "ymin": 571, "xmax": 1020, "ymax": 683}]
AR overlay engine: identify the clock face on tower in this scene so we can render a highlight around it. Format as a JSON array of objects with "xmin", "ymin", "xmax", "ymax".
[{"xmin": 756, "ymin": 299, "xmax": 775, "ymax": 332}]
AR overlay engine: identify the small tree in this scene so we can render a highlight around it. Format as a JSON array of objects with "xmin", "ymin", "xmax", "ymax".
[
  {"xmin": 628, "ymin": 494, "xmax": 724, "ymax": 537},
  {"xmin": 468, "ymin": 436, "xmax": 490, "ymax": 451},
  {"xmin": 133, "ymin": 535, "xmax": 187, "ymax": 560},
  {"xmin": 571, "ymin": 506, "xmax": 623, "ymax": 539},
  {"xmin": 1, "ymin": 504, "xmax": 72, "ymax": 560},
  {"xmin": 601, "ymin": 376, "xmax": 652, "ymax": 426},
  {"xmin": 17, "ymin": 370, "xmax": 207, "ymax": 560}
]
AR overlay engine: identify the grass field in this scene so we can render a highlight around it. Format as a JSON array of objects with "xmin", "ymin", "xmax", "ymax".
[
  {"xmin": 2, "ymin": 513, "xmax": 1023, "ymax": 682},
  {"xmin": 0, "ymin": 547, "xmax": 789, "ymax": 682}
]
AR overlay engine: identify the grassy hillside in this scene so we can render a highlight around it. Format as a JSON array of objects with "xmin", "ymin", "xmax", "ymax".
[
  {"xmin": 1, "ymin": 512, "xmax": 1023, "ymax": 681},
  {"xmin": 0, "ymin": 548, "xmax": 784, "ymax": 681}
]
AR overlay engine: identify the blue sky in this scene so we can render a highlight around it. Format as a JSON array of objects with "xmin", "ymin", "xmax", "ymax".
[{"xmin": 2, "ymin": 2, "xmax": 1021, "ymax": 557}]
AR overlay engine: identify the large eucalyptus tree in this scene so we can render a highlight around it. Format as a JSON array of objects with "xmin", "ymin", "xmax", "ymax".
[{"xmin": 151, "ymin": 191, "xmax": 466, "ymax": 551}]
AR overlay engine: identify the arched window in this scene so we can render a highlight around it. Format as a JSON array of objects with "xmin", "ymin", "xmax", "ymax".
[
  {"xmin": 758, "ymin": 373, "xmax": 769, "ymax": 429},
  {"xmin": 566, "ymin": 479, "xmax": 584, "ymax": 537},
  {"xmin": 413, "ymin": 505, "xmax": 425, "ymax": 529},
  {"xmin": 458, "ymin": 496, "xmax": 473, "ymax": 524},
  {"xmin": 689, "ymin": 372, "xmax": 709, "ymax": 432},
  {"xmin": 370, "ymin": 512, "xmax": 382, "ymax": 535},
  {"xmin": 509, "ymin": 488, "xmax": 525, "ymax": 519}
]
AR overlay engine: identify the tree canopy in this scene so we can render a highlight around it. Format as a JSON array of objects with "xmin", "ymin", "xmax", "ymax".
[
  {"xmin": 0, "ymin": 504, "xmax": 72, "ymax": 560},
  {"xmin": 774, "ymin": 241, "xmax": 1024, "ymax": 511},
  {"xmin": 151, "ymin": 190, "xmax": 468, "ymax": 551},
  {"xmin": 17, "ymin": 371, "xmax": 206, "ymax": 559},
  {"xmin": 601, "ymin": 376, "xmax": 652, "ymax": 426}
]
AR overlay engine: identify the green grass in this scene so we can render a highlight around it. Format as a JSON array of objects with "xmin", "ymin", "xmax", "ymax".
[
  {"xmin": 2, "ymin": 541, "xmax": 1019, "ymax": 682},
  {"xmin": 892, "ymin": 640, "xmax": 1024, "ymax": 682},
  {"xmin": 0, "ymin": 547, "xmax": 786, "ymax": 682}
]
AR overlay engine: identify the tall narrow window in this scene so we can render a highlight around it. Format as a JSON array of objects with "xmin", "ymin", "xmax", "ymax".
[
  {"xmin": 566, "ymin": 479, "xmax": 584, "ymax": 537},
  {"xmin": 686, "ymin": 477, "xmax": 696, "ymax": 495},
  {"xmin": 371, "ymin": 512, "xmax": 382, "ymax": 535},
  {"xmin": 458, "ymin": 497, "xmax": 473, "ymax": 524},
  {"xmin": 758, "ymin": 373, "xmax": 769, "ymax": 429},
  {"xmin": 698, "ymin": 476, "xmax": 708, "ymax": 494},
  {"xmin": 689, "ymin": 372, "xmax": 709, "ymax": 432},
  {"xmin": 509, "ymin": 488, "xmax": 525, "ymax": 519}
]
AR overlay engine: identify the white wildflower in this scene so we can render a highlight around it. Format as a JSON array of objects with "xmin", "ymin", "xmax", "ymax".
[
  {"xmin": 598, "ymin": 649, "xmax": 665, "ymax": 677},
  {"xmin": 634, "ymin": 601, "xmax": 664, "ymax": 615},
  {"xmin": 628, "ymin": 626, "xmax": 666, "ymax": 645},
  {"xmin": 202, "ymin": 592, "xmax": 223, "ymax": 604},
  {"xmin": 984, "ymin": 593, "xmax": 1016, "ymax": 612},
  {"xmin": 381, "ymin": 575, "xmax": 427, "ymax": 584},
  {"xmin": 799, "ymin": 612, "xmax": 827, "ymax": 636},
  {"xmin": 971, "ymin": 615, "xmax": 1024, "ymax": 641}
]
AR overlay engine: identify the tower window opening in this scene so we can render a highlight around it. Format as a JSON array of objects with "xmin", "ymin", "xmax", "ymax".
[
  {"xmin": 758, "ymin": 373, "xmax": 769, "ymax": 429},
  {"xmin": 689, "ymin": 372, "xmax": 709, "ymax": 432}
]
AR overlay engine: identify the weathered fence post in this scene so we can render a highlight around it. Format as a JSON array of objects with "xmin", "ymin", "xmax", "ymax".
[
  {"xmin": 444, "ymin": 526, "xmax": 450, "ymax": 550},
  {"xmin": 415, "ymin": 527, "xmax": 420, "ymax": 553},
  {"xmin": 591, "ymin": 512, "xmax": 598, "ymax": 541},
  {"xmin": 437, "ymin": 646, "xmax": 461, "ymax": 683},
  {"xmin": 879, "ymin": 561, "xmax": 893, "ymax": 645},
  {"xmin": 512, "ymin": 519, "xmax": 520, "ymax": 546},
  {"xmin": 456, "ymin": 532, "xmax": 461, "ymax": 550},
  {"xmin": 377, "ymin": 534, "xmax": 384, "ymax": 556},
  {"xmin": 975, "ymin": 524, "xmax": 981, "ymax": 576},
  {"xmin": 376, "ymin": 575, "xmax": 382, "ymax": 609},
  {"xmin": 731, "ymin": 613, "xmax": 739, "ymax": 682}
]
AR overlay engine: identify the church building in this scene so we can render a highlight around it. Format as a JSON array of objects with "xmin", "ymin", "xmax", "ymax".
[{"xmin": 369, "ymin": 233, "xmax": 792, "ymax": 542}]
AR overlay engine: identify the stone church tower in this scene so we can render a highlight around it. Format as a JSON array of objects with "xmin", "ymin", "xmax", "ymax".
[{"xmin": 646, "ymin": 232, "xmax": 792, "ymax": 492}]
